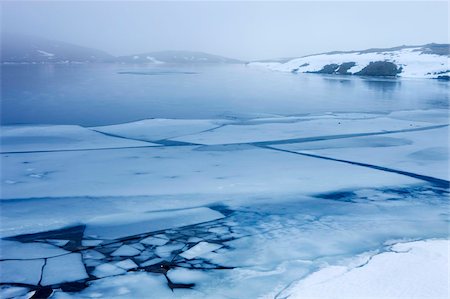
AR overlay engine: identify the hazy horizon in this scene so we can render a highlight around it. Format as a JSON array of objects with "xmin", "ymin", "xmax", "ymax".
[{"xmin": 2, "ymin": 1, "xmax": 449, "ymax": 60}]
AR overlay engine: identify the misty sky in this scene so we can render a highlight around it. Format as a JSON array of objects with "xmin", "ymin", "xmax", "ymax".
[{"xmin": 2, "ymin": 1, "xmax": 448, "ymax": 60}]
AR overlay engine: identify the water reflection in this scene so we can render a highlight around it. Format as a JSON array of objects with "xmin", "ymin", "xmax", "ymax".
[{"xmin": 1, "ymin": 64, "xmax": 448, "ymax": 126}]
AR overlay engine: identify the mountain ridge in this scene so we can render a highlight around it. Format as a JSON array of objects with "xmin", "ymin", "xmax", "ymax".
[{"xmin": 1, "ymin": 33, "xmax": 243, "ymax": 64}]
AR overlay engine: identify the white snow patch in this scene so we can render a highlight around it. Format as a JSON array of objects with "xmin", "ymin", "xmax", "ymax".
[{"xmin": 280, "ymin": 239, "xmax": 449, "ymax": 299}]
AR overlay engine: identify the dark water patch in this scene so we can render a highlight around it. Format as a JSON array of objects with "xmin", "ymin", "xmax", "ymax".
[
  {"xmin": 31, "ymin": 286, "xmax": 53, "ymax": 299},
  {"xmin": 314, "ymin": 191, "xmax": 357, "ymax": 203},
  {"xmin": 5, "ymin": 225, "xmax": 85, "ymax": 247}
]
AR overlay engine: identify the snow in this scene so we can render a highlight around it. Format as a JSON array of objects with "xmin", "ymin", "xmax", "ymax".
[
  {"xmin": 249, "ymin": 47, "xmax": 450, "ymax": 79},
  {"xmin": 60, "ymin": 273, "xmax": 175, "ymax": 298},
  {"xmin": 41, "ymin": 253, "xmax": 88, "ymax": 286},
  {"xmin": 179, "ymin": 242, "xmax": 223, "ymax": 259},
  {"xmin": 37, "ymin": 50, "xmax": 55, "ymax": 57},
  {"xmin": 0, "ymin": 259, "xmax": 44, "ymax": 285},
  {"xmin": 111, "ymin": 245, "xmax": 141, "ymax": 257},
  {"xmin": 145, "ymin": 56, "xmax": 165, "ymax": 64},
  {"xmin": 280, "ymin": 239, "xmax": 449, "ymax": 299},
  {"xmin": 0, "ymin": 125, "xmax": 155, "ymax": 153}
]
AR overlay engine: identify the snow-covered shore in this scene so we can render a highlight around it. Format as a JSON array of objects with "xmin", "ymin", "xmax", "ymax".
[
  {"xmin": 276, "ymin": 239, "xmax": 449, "ymax": 299},
  {"xmin": 249, "ymin": 44, "xmax": 449, "ymax": 79}
]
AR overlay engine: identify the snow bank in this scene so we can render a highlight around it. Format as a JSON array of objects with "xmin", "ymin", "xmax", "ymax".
[
  {"xmin": 250, "ymin": 47, "xmax": 449, "ymax": 79},
  {"xmin": 279, "ymin": 239, "xmax": 449, "ymax": 299}
]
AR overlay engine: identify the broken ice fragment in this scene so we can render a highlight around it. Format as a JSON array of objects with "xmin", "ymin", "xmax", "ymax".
[
  {"xmin": 111, "ymin": 245, "xmax": 141, "ymax": 257},
  {"xmin": 180, "ymin": 242, "xmax": 223, "ymax": 260},
  {"xmin": 115, "ymin": 259, "xmax": 138, "ymax": 270},
  {"xmin": 140, "ymin": 258, "xmax": 163, "ymax": 267},
  {"xmin": 0, "ymin": 259, "xmax": 44, "ymax": 285},
  {"xmin": 141, "ymin": 236, "xmax": 169, "ymax": 246},
  {"xmin": 92, "ymin": 263, "xmax": 126, "ymax": 278},
  {"xmin": 155, "ymin": 243, "xmax": 185, "ymax": 258},
  {"xmin": 82, "ymin": 250, "xmax": 106, "ymax": 260},
  {"xmin": 41, "ymin": 253, "xmax": 88, "ymax": 286},
  {"xmin": 46, "ymin": 239, "xmax": 70, "ymax": 247},
  {"xmin": 82, "ymin": 240, "xmax": 103, "ymax": 247}
]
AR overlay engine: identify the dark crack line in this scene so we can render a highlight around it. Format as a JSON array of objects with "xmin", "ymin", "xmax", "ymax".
[
  {"xmin": 236, "ymin": 124, "xmax": 449, "ymax": 147},
  {"xmin": 37, "ymin": 258, "xmax": 47, "ymax": 286},
  {"xmin": 1, "ymin": 124, "xmax": 447, "ymax": 155},
  {"xmin": 90, "ymin": 129, "xmax": 202, "ymax": 147},
  {"xmin": 0, "ymin": 145, "xmax": 159, "ymax": 155},
  {"xmin": 259, "ymin": 145, "xmax": 450, "ymax": 188}
]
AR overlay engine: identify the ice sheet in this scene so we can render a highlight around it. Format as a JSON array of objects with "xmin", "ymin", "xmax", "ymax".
[
  {"xmin": 174, "ymin": 116, "xmax": 432, "ymax": 145},
  {"xmin": 275, "ymin": 126, "xmax": 449, "ymax": 180},
  {"xmin": 1, "ymin": 125, "xmax": 156, "ymax": 153},
  {"xmin": 1, "ymin": 143, "xmax": 417, "ymax": 201},
  {"xmin": 93, "ymin": 118, "xmax": 223, "ymax": 142}
]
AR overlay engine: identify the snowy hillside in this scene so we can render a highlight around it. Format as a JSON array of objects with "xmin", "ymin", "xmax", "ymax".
[
  {"xmin": 250, "ymin": 44, "xmax": 449, "ymax": 79},
  {"xmin": 1, "ymin": 34, "xmax": 242, "ymax": 64},
  {"xmin": 117, "ymin": 50, "xmax": 242, "ymax": 64},
  {"xmin": 1, "ymin": 33, "xmax": 115, "ymax": 63}
]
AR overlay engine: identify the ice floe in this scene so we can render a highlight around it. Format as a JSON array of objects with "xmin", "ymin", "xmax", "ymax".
[
  {"xmin": 41, "ymin": 253, "xmax": 88, "ymax": 286},
  {"xmin": 180, "ymin": 242, "xmax": 223, "ymax": 260},
  {"xmin": 0, "ymin": 259, "xmax": 44, "ymax": 285}
]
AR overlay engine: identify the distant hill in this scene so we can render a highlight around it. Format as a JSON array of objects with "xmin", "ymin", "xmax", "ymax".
[
  {"xmin": 116, "ymin": 50, "xmax": 243, "ymax": 64},
  {"xmin": 249, "ymin": 44, "xmax": 450, "ymax": 79},
  {"xmin": 1, "ymin": 33, "xmax": 115, "ymax": 63},
  {"xmin": 1, "ymin": 34, "xmax": 243, "ymax": 64}
]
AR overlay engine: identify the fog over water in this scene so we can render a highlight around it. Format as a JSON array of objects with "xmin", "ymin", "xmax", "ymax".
[{"xmin": 2, "ymin": 1, "xmax": 448, "ymax": 60}]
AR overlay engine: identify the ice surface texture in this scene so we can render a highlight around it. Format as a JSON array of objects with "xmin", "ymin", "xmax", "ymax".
[{"xmin": 0, "ymin": 109, "xmax": 448, "ymax": 298}]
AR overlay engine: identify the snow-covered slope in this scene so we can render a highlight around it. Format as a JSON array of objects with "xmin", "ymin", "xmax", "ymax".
[
  {"xmin": 117, "ymin": 50, "xmax": 242, "ymax": 64},
  {"xmin": 250, "ymin": 44, "xmax": 449, "ymax": 79}
]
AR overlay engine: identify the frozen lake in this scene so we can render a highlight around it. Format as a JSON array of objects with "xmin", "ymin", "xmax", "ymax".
[
  {"xmin": 1, "ymin": 64, "xmax": 449, "ymax": 126},
  {"xmin": 0, "ymin": 65, "xmax": 449, "ymax": 299}
]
